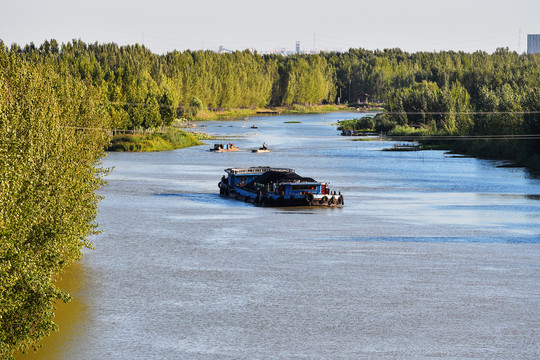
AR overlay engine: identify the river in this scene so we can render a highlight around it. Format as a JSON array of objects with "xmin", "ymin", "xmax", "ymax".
[{"xmin": 20, "ymin": 113, "xmax": 540, "ymax": 359}]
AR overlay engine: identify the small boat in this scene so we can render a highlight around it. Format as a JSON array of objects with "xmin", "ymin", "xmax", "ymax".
[
  {"xmin": 384, "ymin": 143, "xmax": 422, "ymax": 151},
  {"xmin": 250, "ymin": 125, "xmax": 258, "ymax": 129},
  {"xmin": 251, "ymin": 147, "xmax": 270, "ymax": 153},
  {"xmin": 218, "ymin": 166, "xmax": 343, "ymax": 207},
  {"xmin": 209, "ymin": 143, "xmax": 239, "ymax": 152}
]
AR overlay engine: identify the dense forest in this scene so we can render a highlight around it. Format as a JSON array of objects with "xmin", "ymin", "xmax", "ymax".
[
  {"xmin": 6, "ymin": 40, "xmax": 540, "ymax": 138},
  {"xmin": 5, "ymin": 40, "xmax": 540, "ymax": 140},
  {"xmin": 329, "ymin": 48, "xmax": 540, "ymax": 136},
  {"xmin": 7, "ymin": 40, "xmax": 336, "ymax": 130},
  {"xmin": 2, "ymin": 39, "xmax": 540, "ymax": 358},
  {"xmin": 327, "ymin": 48, "xmax": 540, "ymax": 167}
]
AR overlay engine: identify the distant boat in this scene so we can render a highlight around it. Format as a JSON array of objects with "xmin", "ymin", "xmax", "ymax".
[
  {"xmin": 385, "ymin": 143, "xmax": 422, "ymax": 151},
  {"xmin": 250, "ymin": 125, "xmax": 258, "ymax": 129},
  {"xmin": 209, "ymin": 143, "xmax": 239, "ymax": 152},
  {"xmin": 251, "ymin": 148, "xmax": 270, "ymax": 153},
  {"xmin": 252, "ymin": 143, "xmax": 269, "ymax": 152}
]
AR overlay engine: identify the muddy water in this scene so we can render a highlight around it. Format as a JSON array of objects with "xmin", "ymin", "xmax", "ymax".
[{"xmin": 21, "ymin": 113, "xmax": 540, "ymax": 359}]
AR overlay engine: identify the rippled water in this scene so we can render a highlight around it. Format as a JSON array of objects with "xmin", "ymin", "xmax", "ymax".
[{"xmin": 21, "ymin": 113, "xmax": 540, "ymax": 359}]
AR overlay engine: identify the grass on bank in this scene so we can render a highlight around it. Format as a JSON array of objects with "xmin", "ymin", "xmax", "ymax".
[
  {"xmin": 107, "ymin": 130, "xmax": 203, "ymax": 152},
  {"xmin": 191, "ymin": 104, "xmax": 351, "ymax": 120}
]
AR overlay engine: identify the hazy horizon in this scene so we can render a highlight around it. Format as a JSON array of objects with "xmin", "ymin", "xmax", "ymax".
[{"xmin": 1, "ymin": 0, "xmax": 539, "ymax": 55}]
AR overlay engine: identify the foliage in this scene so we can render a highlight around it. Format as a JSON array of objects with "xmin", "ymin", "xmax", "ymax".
[
  {"xmin": 338, "ymin": 115, "xmax": 398, "ymax": 133},
  {"xmin": 187, "ymin": 96, "xmax": 204, "ymax": 117},
  {"xmin": 338, "ymin": 117, "xmax": 375, "ymax": 131},
  {"xmin": 9, "ymin": 41, "xmax": 338, "ymax": 128},
  {"xmin": 326, "ymin": 48, "xmax": 540, "ymax": 138},
  {"xmin": 10, "ymin": 40, "xmax": 539, "ymax": 139},
  {"xmin": 159, "ymin": 90, "xmax": 176, "ymax": 126},
  {"xmin": 372, "ymin": 114, "xmax": 398, "ymax": 133},
  {"xmin": 388, "ymin": 125, "xmax": 436, "ymax": 136},
  {"xmin": 106, "ymin": 130, "xmax": 202, "ymax": 152},
  {"xmin": 0, "ymin": 43, "xmax": 108, "ymax": 359}
]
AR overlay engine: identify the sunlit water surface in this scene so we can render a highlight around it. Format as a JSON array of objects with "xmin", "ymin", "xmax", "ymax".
[{"xmin": 22, "ymin": 113, "xmax": 540, "ymax": 359}]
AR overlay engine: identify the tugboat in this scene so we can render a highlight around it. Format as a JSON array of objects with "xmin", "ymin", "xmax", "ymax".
[{"xmin": 218, "ymin": 166, "xmax": 343, "ymax": 207}]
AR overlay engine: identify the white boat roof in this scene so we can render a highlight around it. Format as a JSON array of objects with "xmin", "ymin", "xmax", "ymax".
[{"xmin": 225, "ymin": 166, "xmax": 294, "ymax": 175}]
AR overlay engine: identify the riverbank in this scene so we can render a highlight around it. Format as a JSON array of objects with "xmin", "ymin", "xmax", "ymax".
[
  {"xmin": 106, "ymin": 130, "xmax": 203, "ymax": 152},
  {"xmin": 384, "ymin": 138, "xmax": 540, "ymax": 173},
  {"xmin": 382, "ymin": 124, "xmax": 540, "ymax": 174},
  {"xmin": 107, "ymin": 105, "xmax": 355, "ymax": 152},
  {"xmin": 439, "ymin": 139, "xmax": 540, "ymax": 174},
  {"xmin": 350, "ymin": 134, "xmax": 540, "ymax": 174},
  {"xmin": 192, "ymin": 104, "xmax": 353, "ymax": 120}
]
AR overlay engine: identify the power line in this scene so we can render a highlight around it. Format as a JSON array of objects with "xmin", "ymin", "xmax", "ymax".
[
  {"xmin": 61, "ymin": 123, "xmax": 540, "ymax": 140},
  {"xmin": 385, "ymin": 134, "xmax": 540, "ymax": 140},
  {"xmin": 58, "ymin": 98, "xmax": 177, "ymax": 109},
  {"xmin": 57, "ymin": 97, "xmax": 540, "ymax": 116},
  {"xmin": 381, "ymin": 111, "xmax": 540, "ymax": 115}
]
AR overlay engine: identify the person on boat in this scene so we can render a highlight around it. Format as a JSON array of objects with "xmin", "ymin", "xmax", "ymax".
[{"xmin": 262, "ymin": 142, "xmax": 267, "ymax": 150}]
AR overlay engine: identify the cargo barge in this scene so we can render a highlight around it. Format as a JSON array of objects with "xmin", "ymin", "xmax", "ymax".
[{"xmin": 218, "ymin": 166, "xmax": 343, "ymax": 207}]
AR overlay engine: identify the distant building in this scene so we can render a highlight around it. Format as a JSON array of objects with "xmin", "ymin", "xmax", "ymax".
[
  {"xmin": 356, "ymin": 93, "xmax": 369, "ymax": 105},
  {"xmin": 295, "ymin": 41, "xmax": 300, "ymax": 54},
  {"xmin": 527, "ymin": 34, "xmax": 540, "ymax": 54}
]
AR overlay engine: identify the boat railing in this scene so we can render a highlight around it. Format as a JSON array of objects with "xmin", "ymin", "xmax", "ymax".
[{"xmin": 225, "ymin": 167, "xmax": 294, "ymax": 175}]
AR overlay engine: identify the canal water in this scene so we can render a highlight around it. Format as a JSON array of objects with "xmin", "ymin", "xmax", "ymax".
[{"xmin": 23, "ymin": 113, "xmax": 540, "ymax": 359}]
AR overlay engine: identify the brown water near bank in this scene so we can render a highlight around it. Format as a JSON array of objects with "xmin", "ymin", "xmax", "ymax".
[{"xmin": 15, "ymin": 262, "xmax": 88, "ymax": 360}]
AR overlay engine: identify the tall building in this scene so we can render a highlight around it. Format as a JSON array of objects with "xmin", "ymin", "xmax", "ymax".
[
  {"xmin": 527, "ymin": 34, "xmax": 540, "ymax": 54},
  {"xmin": 296, "ymin": 41, "xmax": 300, "ymax": 54}
]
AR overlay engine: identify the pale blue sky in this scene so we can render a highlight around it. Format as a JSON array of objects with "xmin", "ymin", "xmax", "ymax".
[{"xmin": 1, "ymin": 0, "xmax": 538, "ymax": 54}]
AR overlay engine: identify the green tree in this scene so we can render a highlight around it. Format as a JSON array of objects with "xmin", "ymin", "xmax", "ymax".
[
  {"xmin": 143, "ymin": 95, "xmax": 162, "ymax": 128},
  {"xmin": 0, "ymin": 44, "xmax": 108, "ymax": 359},
  {"xmin": 159, "ymin": 90, "xmax": 176, "ymax": 126},
  {"xmin": 188, "ymin": 96, "xmax": 204, "ymax": 117}
]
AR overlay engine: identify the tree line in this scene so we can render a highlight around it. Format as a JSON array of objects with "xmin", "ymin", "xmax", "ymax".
[
  {"xmin": 8, "ymin": 40, "xmax": 540, "ymax": 140},
  {"xmin": 328, "ymin": 48, "xmax": 539, "ymax": 168},
  {"xmin": 327, "ymin": 48, "xmax": 540, "ymax": 167},
  {"xmin": 9, "ymin": 40, "xmax": 336, "ymax": 130},
  {"xmin": 326, "ymin": 47, "xmax": 540, "ymax": 138}
]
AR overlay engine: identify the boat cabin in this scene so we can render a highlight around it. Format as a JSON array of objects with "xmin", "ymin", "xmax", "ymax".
[
  {"xmin": 224, "ymin": 167, "xmax": 292, "ymax": 188},
  {"xmin": 275, "ymin": 182, "xmax": 324, "ymax": 197}
]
